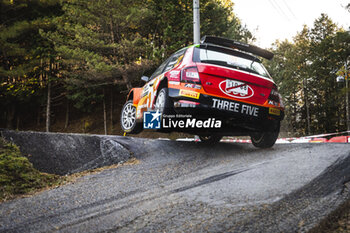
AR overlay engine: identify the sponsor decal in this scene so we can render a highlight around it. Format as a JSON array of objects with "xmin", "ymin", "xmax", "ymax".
[
  {"xmin": 169, "ymin": 71, "xmax": 180, "ymax": 79},
  {"xmin": 169, "ymin": 81, "xmax": 180, "ymax": 85},
  {"xmin": 269, "ymin": 107, "xmax": 280, "ymax": 116},
  {"xmin": 149, "ymin": 78, "xmax": 161, "ymax": 107},
  {"xmin": 179, "ymin": 89, "xmax": 200, "ymax": 99},
  {"xmin": 212, "ymin": 98, "xmax": 259, "ymax": 117},
  {"xmin": 136, "ymin": 109, "xmax": 141, "ymax": 118},
  {"xmin": 141, "ymin": 85, "xmax": 150, "ymax": 98},
  {"xmin": 138, "ymin": 103, "xmax": 147, "ymax": 109},
  {"xmin": 137, "ymin": 104, "xmax": 147, "ymax": 117},
  {"xmin": 219, "ymin": 79, "xmax": 254, "ymax": 99},
  {"xmin": 143, "ymin": 110, "xmax": 161, "ymax": 129},
  {"xmin": 184, "ymin": 83, "xmax": 201, "ymax": 89},
  {"xmin": 141, "ymin": 77, "xmax": 160, "ymax": 99}
]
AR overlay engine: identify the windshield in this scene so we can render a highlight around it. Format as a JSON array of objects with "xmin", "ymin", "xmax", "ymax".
[{"xmin": 198, "ymin": 48, "xmax": 271, "ymax": 78}]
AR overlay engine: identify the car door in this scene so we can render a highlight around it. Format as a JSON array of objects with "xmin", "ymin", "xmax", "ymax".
[
  {"xmin": 137, "ymin": 57, "xmax": 170, "ymax": 116},
  {"xmin": 137, "ymin": 49, "xmax": 187, "ymax": 117}
]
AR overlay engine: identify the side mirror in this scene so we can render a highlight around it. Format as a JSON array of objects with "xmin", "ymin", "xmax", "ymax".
[
  {"xmin": 336, "ymin": 76, "xmax": 345, "ymax": 83},
  {"xmin": 141, "ymin": 76, "xmax": 149, "ymax": 82}
]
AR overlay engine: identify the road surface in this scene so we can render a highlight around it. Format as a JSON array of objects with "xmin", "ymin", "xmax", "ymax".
[{"xmin": 0, "ymin": 136, "xmax": 349, "ymax": 232}]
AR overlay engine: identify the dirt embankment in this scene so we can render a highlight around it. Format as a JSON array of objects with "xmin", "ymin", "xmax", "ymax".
[{"xmin": 1, "ymin": 130, "xmax": 134, "ymax": 175}]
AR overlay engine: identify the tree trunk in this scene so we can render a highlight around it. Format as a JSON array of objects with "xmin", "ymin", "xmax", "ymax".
[
  {"xmin": 103, "ymin": 88, "xmax": 107, "ymax": 135},
  {"xmin": 6, "ymin": 105, "xmax": 15, "ymax": 129},
  {"xmin": 46, "ymin": 80, "xmax": 51, "ymax": 132},
  {"xmin": 16, "ymin": 115, "xmax": 20, "ymax": 130},
  {"xmin": 46, "ymin": 59, "xmax": 52, "ymax": 132},
  {"xmin": 108, "ymin": 17, "xmax": 115, "ymax": 133},
  {"xmin": 303, "ymin": 78, "xmax": 311, "ymax": 135},
  {"xmin": 82, "ymin": 120, "xmax": 86, "ymax": 134},
  {"xmin": 109, "ymin": 18, "xmax": 116, "ymax": 55},
  {"xmin": 345, "ymin": 61, "xmax": 350, "ymax": 131},
  {"xmin": 64, "ymin": 99, "xmax": 69, "ymax": 130},
  {"xmin": 37, "ymin": 107, "xmax": 41, "ymax": 126},
  {"xmin": 110, "ymin": 88, "xmax": 113, "ymax": 133}
]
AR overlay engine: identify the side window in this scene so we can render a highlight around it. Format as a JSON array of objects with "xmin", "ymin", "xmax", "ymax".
[
  {"xmin": 150, "ymin": 48, "xmax": 187, "ymax": 80},
  {"xmin": 163, "ymin": 49, "xmax": 187, "ymax": 73},
  {"xmin": 150, "ymin": 57, "xmax": 170, "ymax": 79}
]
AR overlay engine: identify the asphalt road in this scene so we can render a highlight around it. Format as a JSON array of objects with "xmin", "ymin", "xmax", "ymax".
[{"xmin": 0, "ymin": 138, "xmax": 350, "ymax": 233}]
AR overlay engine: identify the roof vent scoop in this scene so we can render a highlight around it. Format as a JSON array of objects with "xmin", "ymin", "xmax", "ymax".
[{"xmin": 200, "ymin": 35, "xmax": 274, "ymax": 60}]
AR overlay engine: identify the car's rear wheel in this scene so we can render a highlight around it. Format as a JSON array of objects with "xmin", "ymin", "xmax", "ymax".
[
  {"xmin": 250, "ymin": 122, "xmax": 280, "ymax": 148},
  {"xmin": 199, "ymin": 135, "xmax": 223, "ymax": 144},
  {"xmin": 154, "ymin": 88, "xmax": 174, "ymax": 132},
  {"xmin": 155, "ymin": 88, "xmax": 173, "ymax": 115},
  {"xmin": 121, "ymin": 100, "xmax": 142, "ymax": 134}
]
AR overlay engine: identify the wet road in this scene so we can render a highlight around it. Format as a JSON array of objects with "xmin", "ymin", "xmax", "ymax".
[{"xmin": 0, "ymin": 138, "xmax": 349, "ymax": 232}]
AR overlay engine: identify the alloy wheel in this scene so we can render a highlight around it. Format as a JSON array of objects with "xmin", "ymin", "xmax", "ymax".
[{"xmin": 121, "ymin": 102, "xmax": 136, "ymax": 130}]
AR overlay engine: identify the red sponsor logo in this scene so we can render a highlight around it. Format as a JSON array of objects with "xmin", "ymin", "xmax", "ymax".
[{"xmin": 219, "ymin": 79, "xmax": 254, "ymax": 99}]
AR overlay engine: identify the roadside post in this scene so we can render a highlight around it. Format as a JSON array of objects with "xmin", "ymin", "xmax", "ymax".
[
  {"xmin": 346, "ymin": 59, "xmax": 349, "ymax": 131},
  {"xmin": 193, "ymin": 0, "xmax": 200, "ymax": 44},
  {"xmin": 336, "ymin": 58, "xmax": 350, "ymax": 131}
]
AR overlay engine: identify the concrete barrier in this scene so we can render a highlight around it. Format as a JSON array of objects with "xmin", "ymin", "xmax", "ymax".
[{"xmin": 0, "ymin": 130, "xmax": 139, "ymax": 175}]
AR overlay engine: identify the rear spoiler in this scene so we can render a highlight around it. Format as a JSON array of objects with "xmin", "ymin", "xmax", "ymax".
[{"xmin": 200, "ymin": 35, "xmax": 274, "ymax": 60}]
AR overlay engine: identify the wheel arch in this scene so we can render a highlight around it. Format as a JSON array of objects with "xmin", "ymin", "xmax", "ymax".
[
  {"xmin": 154, "ymin": 77, "xmax": 169, "ymax": 105},
  {"xmin": 127, "ymin": 88, "xmax": 142, "ymax": 105},
  {"xmin": 127, "ymin": 90, "xmax": 133, "ymax": 101}
]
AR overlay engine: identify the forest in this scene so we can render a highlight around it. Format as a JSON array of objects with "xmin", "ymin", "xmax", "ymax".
[
  {"xmin": 265, "ymin": 12, "xmax": 350, "ymax": 136},
  {"xmin": 0, "ymin": 0, "xmax": 350, "ymax": 137}
]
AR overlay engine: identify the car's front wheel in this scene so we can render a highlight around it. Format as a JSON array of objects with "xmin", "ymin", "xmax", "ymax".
[
  {"xmin": 250, "ymin": 122, "xmax": 280, "ymax": 148},
  {"xmin": 120, "ymin": 100, "xmax": 142, "ymax": 134}
]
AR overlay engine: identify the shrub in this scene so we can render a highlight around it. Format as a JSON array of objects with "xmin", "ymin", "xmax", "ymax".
[{"xmin": 0, "ymin": 137, "xmax": 62, "ymax": 201}]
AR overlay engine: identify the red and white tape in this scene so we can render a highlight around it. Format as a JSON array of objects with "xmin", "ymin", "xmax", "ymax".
[
  {"xmin": 223, "ymin": 131, "xmax": 350, "ymax": 144},
  {"xmin": 222, "ymin": 138, "xmax": 251, "ymax": 143},
  {"xmin": 174, "ymin": 131, "xmax": 350, "ymax": 143}
]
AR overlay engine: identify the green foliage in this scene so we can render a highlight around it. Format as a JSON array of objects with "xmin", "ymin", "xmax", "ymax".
[
  {"xmin": 265, "ymin": 14, "xmax": 350, "ymax": 135},
  {"xmin": 0, "ymin": 137, "xmax": 63, "ymax": 201},
  {"xmin": 67, "ymin": 85, "xmax": 103, "ymax": 112},
  {"xmin": 40, "ymin": 0, "xmax": 153, "ymax": 110},
  {"xmin": 140, "ymin": 0, "xmax": 253, "ymax": 59},
  {"xmin": 0, "ymin": 0, "xmax": 253, "ymax": 127},
  {"xmin": 0, "ymin": 0, "xmax": 62, "ymax": 128}
]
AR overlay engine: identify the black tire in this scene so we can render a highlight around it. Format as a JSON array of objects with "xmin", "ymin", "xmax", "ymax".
[
  {"xmin": 250, "ymin": 122, "xmax": 280, "ymax": 148},
  {"xmin": 120, "ymin": 100, "xmax": 142, "ymax": 134},
  {"xmin": 154, "ymin": 88, "xmax": 173, "ymax": 132},
  {"xmin": 155, "ymin": 88, "xmax": 173, "ymax": 115},
  {"xmin": 199, "ymin": 135, "xmax": 223, "ymax": 144}
]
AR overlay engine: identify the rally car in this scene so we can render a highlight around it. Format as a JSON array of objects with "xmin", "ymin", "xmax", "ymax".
[{"xmin": 120, "ymin": 36, "xmax": 284, "ymax": 148}]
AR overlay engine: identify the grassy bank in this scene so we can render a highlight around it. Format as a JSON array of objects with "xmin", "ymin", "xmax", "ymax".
[
  {"xmin": 309, "ymin": 198, "xmax": 350, "ymax": 232},
  {"xmin": 0, "ymin": 137, "xmax": 140, "ymax": 202},
  {"xmin": 0, "ymin": 137, "xmax": 65, "ymax": 202}
]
